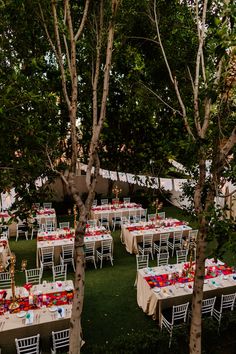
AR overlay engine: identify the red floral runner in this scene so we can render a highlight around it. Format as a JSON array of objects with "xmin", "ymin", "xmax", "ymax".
[
  {"xmin": 144, "ymin": 264, "xmax": 235, "ymax": 288},
  {"xmin": 92, "ymin": 203, "xmax": 141, "ymax": 212},
  {"xmin": 0, "ymin": 289, "xmax": 74, "ymax": 314},
  {"xmin": 127, "ymin": 221, "xmax": 185, "ymax": 232}
]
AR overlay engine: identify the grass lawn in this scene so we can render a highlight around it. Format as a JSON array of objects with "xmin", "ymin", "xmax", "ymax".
[{"xmin": 8, "ymin": 206, "xmax": 236, "ymax": 353}]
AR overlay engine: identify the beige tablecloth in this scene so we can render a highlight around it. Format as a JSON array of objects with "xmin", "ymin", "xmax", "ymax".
[
  {"xmin": 136, "ymin": 262, "xmax": 236, "ymax": 324},
  {"xmin": 0, "ymin": 280, "xmax": 73, "ymax": 353},
  {"xmin": 91, "ymin": 203, "xmax": 144, "ymax": 225},
  {"xmin": 121, "ymin": 220, "xmax": 192, "ymax": 254}
]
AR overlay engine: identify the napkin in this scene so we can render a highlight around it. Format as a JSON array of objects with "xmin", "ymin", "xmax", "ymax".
[
  {"xmin": 25, "ymin": 311, "xmax": 34, "ymax": 325},
  {"xmin": 57, "ymin": 307, "xmax": 65, "ymax": 319}
]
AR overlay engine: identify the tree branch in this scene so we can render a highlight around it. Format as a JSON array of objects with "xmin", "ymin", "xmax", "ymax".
[{"xmin": 74, "ymin": 0, "xmax": 90, "ymax": 42}]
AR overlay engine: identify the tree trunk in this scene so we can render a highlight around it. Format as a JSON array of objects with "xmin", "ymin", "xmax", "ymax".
[{"xmin": 189, "ymin": 217, "xmax": 207, "ymax": 354}]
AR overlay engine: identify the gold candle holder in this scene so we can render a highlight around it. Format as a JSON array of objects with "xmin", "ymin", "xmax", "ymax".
[
  {"xmin": 9, "ymin": 253, "xmax": 19, "ymax": 310},
  {"xmin": 112, "ymin": 185, "xmax": 122, "ymax": 199}
]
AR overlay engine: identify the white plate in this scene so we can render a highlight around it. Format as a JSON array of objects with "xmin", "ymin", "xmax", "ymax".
[
  {"xmin": 204, "ymin": 280, "xmax": 208, "ymax": 284},
  {"xmin": 48, "ymin": 306, "xmax": 58, "ymax": 312},
  {"xmin": 223, "ymin": 276, "xmax": 228, "ymax": 280},
  {"xmin": 65, "ymin": 286, "xmax": 73, "ymax": 291},
  {"xmin": 153, "ymin": 287, "xmax": 161, "ymax": 293},
  {"xmin": 180, "ymin": 284, "xmax": 185, "ymax": 288},
  {"xmin": 17, "ymin": 311, "xmax": 26, "ymax": 318}
]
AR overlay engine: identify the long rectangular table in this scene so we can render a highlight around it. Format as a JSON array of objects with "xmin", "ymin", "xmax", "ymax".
[
  {"xmin": 37, "ymin": 226, "xmax": 113, "ymax": 267},
  {"xmin": 136, "ymin": 259, "xmax": 236, "ymax": 324},
  {"xmin": 90, "ymin": 203, "xmax": 144, "ymax": 225},
  {"xmin": 36, "ymin": 228, "xmax": 75, "ymax": 267},
  {"xmin": 121, "ymin": 219, "xmax": 192, "ymax": 254},
  {"xmin": 0, "ymin": 280, "xmax": 74, "ymax": 353}
]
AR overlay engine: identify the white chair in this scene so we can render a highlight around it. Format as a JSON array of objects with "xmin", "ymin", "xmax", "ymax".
[
  {"xmin": 84, "ymin": 241, "xmax": 97, "ymax": 269},
  {"xmin": 43, "ymin": 202, "xmax": 52, "ymax": 209},
  {"xmin": 59, "ymin": 222, "xmax": 70, "ymax": 229},
  {"xmin": 134, "ymin": 254, "xmax": 149, "ymax": 286},
  {"xmin": 157, "ymin": 252, "xmax": 169, "ymax": 266},
  {"xmin": 0, "ymin": 272, "xmax": 11, "ymax": 288},
  {"xmin": 51, "ymin": 329, "xmax": 69, "ymax": 354},
  {"xmin": 168, "ymin": 231, "xmax": 183, "ymax": 257},
  {"xmin": 187, "ymin": 229, "xmax": 198, "ymax": 247},
  {"xmin": 53, "ymin": 264, "xmax": 67, "ymax": 282},
  {"xmin": 161, "ymin": 302, "xmax": 189, "ymax": 347},
  {"xmin": 202, "ymin": 297, "xmax": 216, "ymax": 316},
  {"xmin": 15, "ymin": 334, "xmax": 40, "ymax": 354},
  {"xmin": 112, "ymin": 212, "xmax": 122, "ymax": 231},
  {"xmin": 31, "ymin": 222, "xmax": 40, "ymax": 240},
  {"xmin": 123, "ymin": 197, "xmax": 131, "ymax": 204},
  {"xmin": 112, "ymin": 198, "xmax": 119, "ymax": 204},
  {"xmin": 92, "ymin": 199, "xmax": 97, "ymax": 207},
  {"xmin": 101, "ymin": 199, "xmax": 108, "ymax": 205},
  {"xmin": 96, "ymin": 239, "xmax": 113, "ymax": 269},
  {"xmin": 45, "ymin": 221, "xmax": 55, "ymax": 232},
  {"xmin": 0, "ymin": 225, "xmax": 9, "ymax": 239},
  {"xmin": 157, "ymin": 212, "xmax": 165, "ymax": 219},
  {"xmin": 176, "ymin": 249, "xmax": 188, "ymax": 263},
  {"xmin": 87, "ymin": 219, "xmax": 97, "ymax": 228},
  {"xmin": 40, "ymin": 246, "xmax": 54, "ymax": 271},
  {"xmin": 128, "ymin": 210, "xmax": 137, "ymax": 223},
  {"xmin": 154, "ymin": 233, "xmax": 170, "ymax": 254},
  {"xmin": 136, "ymin": 254, "xmax": 149, "ymax": 270},
  {"xmin": 140, "ymin": 209, "xmax": 147, "ymax": 222},
  {"xmin": 138, "ymin": 234, "xmax": 154, "ymax": 260},
  {"xmin": 148, "ymin": 213, "xmax": 156, "ymax": 222},
  {"xmin": 213, "ymin": 293, "xmax": 236, "ymax": 329},
  {"xmin": 60, "ymin": 244, "xmax": 75, "ymax": 271},
  {"xmin": 99, "ymin": 214, "xmax": 109, "ymax": 230},
  {"xmin": 25, "ymin": 268, "xmax": 42, "ymax": 284},
  {"xmin": 16, "ymin": 221, "xmax": 28, "ymax": 241}
]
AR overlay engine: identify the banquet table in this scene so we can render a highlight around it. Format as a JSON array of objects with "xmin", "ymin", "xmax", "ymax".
[
  {"xmin": 0, "ymin": 280, "xmax": 74, "ymax": 353},
  {"xmin": 90, "ymin": 202, "xmax": 144, "ymax": 225},
  {"xmin": 35, "ymin": 208, "xmax": 57, "ymax": 226},
  {"xmin": 136, "ymin": 259, "xmax": 236, "ymax": 324},
  {"xmin": 36, "ymin": 228, "xmax": 75, "ymax": 267},
  {"xmin": 121, "ymin": 219, "xmax": 192, "ymax": 254},
  {"xmin": 0, "ymin": 239, "xmax": 11, "ymax": 270},
  {"xmin": 84, "ymin": 226, "xmax": 113, "ymax": 250}
]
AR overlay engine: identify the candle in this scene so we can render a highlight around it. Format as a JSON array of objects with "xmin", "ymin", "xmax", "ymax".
[
  {"xmin": 43, "ymin": 294, "xmax": 47, "ymax": 303},
  {"xmin": 168, "ymin": 274, "xmax": 172, "ymax": 281},
  {"xmin": 29, "ymin": 295, "xmax": 33, "ymax": 305}
]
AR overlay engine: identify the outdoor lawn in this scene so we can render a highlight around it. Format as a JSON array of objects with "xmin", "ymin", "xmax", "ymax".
[{"xmin": 10, "ymin": 206, "xmax": 236, "ymax": 354}]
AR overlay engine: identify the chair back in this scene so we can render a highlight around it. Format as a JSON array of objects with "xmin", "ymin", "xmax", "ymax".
[
  {"xmin": 128, "ymin": 210, "xmax": 137, "ymax": 222},
  {"xmin": 101, "ymin": 239, "xmax": 113, "ymax": 254},
  {"xmin": 15, "ymin": 334, "xmax": 40, "ymax": 354},
  {"xmin": 0, "ymin": 272, "xmax": 11, "ymax": 288},
  {"xmin": 53, "ymin": 264, "xmax": 67, "ymax": 282},
  {"xmin": 173, "ymin": 231, "xmax": 183, "ymax": 243},
  {"xmin": 41, "ymin": 247, "xmax": 54, "ymax": 263},
  {"xmin": 188, "ymin": 229, "xmax": 198, "ymax": 242},
  {"xmin": 157, "ymin": 252, "xmax": 169, "ymax": 266},
  {"xmin": 123, "ymin": 197, "xmax": 131, "ymax": 204},
  {"xmin": 59, "ymin": 222, "xmax": 70, "ymax": 229},
  {"xmin": 136, "ymin": 254, "xmax": 149, "ymax": 270},
  {"xmin": 45, "ymin": 221, "xmax": 55, "ymax": 232},
  {"xmin": 159, "ymin": 233, "xmax": 170, "ymax": 246},
  {"xmin": 43, "ymin": 203, "xmax": 52, "ymax": 209},
  {"xmin": 142, "ymin": 234, "xmax": 153, "ymax": 248},
  {"xmin": 52, "ymin": 329, "xmax": 69, "ymax": 352},
  {"xmin": 148, "ymin": 214, "xmax": 156, "ymax": 222},
  {"xmin": 140, "ymin": 209, "xmax": 147, "ymax": 221},
  {"xmin": 172, "ymin": 302, "xmax": 189, "ymax": 324},
  {"xmin": 92, "ymin": 199, "xmax": 97, "ymax": 207},
  {"xmin": 25, "ymin": 268, "xmax": 42, "ymax": 284},
  {"xmin": 202, "ymin": 297, "xmax": 216, "ymax": 315},
  {"xmin": 158, "ymin": 212, "xmax": 165, "ymax": 219},
  {"xmin": 84, "ymin": 241, "xmax": 96, "ymax": 256},
  {"xmin": 62, "ymin": 244, "xmax": 74, "ymax": 259},
  {"xmin": 176, "ymin": 249, "xmax": 188, "ymax": 263},
  {"xmin": 87, "ymin": 220, "xmax": 97, "ymax": 228},
  {"xmin": 101, "ymin": 199, "xmax": 108, "ymax": 205},
  {"xmin": 221, "ymin": 293, "xmax": 236, "ymax": 311}
]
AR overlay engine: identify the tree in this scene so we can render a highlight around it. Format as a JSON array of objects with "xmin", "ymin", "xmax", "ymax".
[
  {"xmin": 39, "ymin": 0, "xmax": 120, "ymax": 352},
  {"xmin": 149, "ymin": 0, "xmax": 236, "ymax": 353}
]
